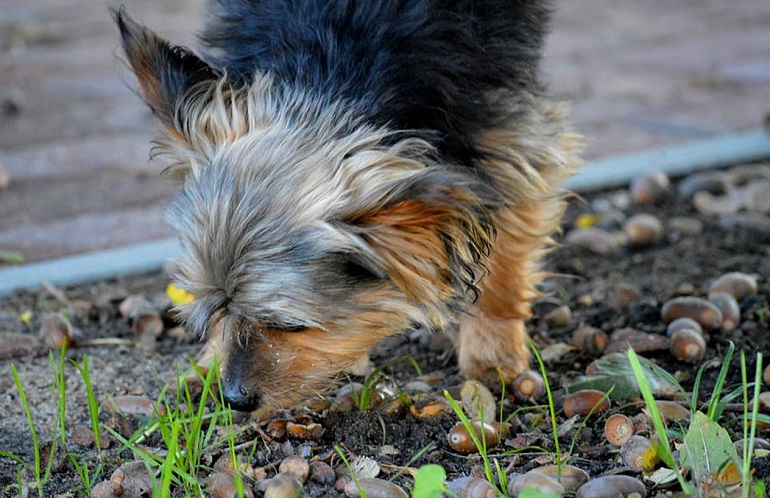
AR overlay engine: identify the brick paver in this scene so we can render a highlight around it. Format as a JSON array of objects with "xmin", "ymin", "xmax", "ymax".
[{"xmin": 1, "ymin": 0, "xmax": 769, "ymax": 262}]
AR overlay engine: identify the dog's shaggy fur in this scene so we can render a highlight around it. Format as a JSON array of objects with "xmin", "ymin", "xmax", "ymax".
[{"xmin": 114, "ymin": 0, "xmax": 580, "ymax": 412}]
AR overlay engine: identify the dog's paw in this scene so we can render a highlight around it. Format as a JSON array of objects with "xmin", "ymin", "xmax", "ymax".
[{"xmin": 456, "ymin": 315, "xmax": 532, "ymax": 390}]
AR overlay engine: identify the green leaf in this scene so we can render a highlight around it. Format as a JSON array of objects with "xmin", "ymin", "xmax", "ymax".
[
  {"xmin": 680, "ymin": 411, "xmax": 738, "ymax": 482},
  {"xmin": 411, "ymin": 464, "xmax": 447, "ymax": 498},
  {"xmin": 566, "ymin": 352, "xmax": 681, "ymax": 400}
]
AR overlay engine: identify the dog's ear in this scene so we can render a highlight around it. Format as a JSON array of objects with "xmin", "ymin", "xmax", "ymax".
[
  {"xmin": 350, "ymin": 170, "xmax": 497, "ymax": 307},
  {"xmin": 112, "ymin": 7, "xmax": 217, "ymax": 133}
]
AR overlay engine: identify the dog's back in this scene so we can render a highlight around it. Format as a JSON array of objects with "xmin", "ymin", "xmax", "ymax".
[{"xmin": 201, "ymin": 0, "xmax": 551, "ymax": 163}]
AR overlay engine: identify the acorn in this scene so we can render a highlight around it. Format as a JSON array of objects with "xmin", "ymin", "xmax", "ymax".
[
  {"xmin": 619, "ymin": 435, "xmax": 652, "ymax": 470},
  {"xmin": 344, "ymin": 478, "xmax": 408, "ymax": 498},
  {"xmin": 508, "ymin": 471, "xmax": 565, "ymax": 497},
  {"xmin": 670, "ymin": 328, "xmax": 706, "ymax": 363},
  {"xmin": 575, "ymin": 475, "xmax": 647, "ymax": 498},
  {"xmin": 677, "ymin": 171, "xmax": 728, "ymax": 199},
  {"xmin": 445, "ymin": 476, "xmax": 497, "ymax": 498},
  {"xmin": 563, "ymin": 390, "xmax": 610, "ymax": 418},
  {"xmin": 208, "ymin": 472, "xmax": 255, "ymax": 498},
  {"xmin": 630, "ymin": 170, "xmax": 670, "ymax": 205},
  {"xmin": 279, "ymin": 455, "xmax": 309, "ymax": 483},
  {"xmin": 709, "ymin": 272, "xmax": 758, "ymax": 299},
  {"xmin": 623, "ymin": 213, "xmax": 664, "ymax": 247},
  {"xmin": 604, "ymin": 413, "xmax": 635, "ymax": 447},
  {"xmin": 665, "ymin": 317, "xmax": 702, "ymax": 337},
  {"xmin": 572, "ymin": 326, "xmax": 608, "ymax": 356},
  {"xmin": 447, "ymin": 421, "xmax": 500, "ymax": 454},
  {"xmin": 543, "ymin": 305, "xmax": 571, "ymax": 328},
  {"xmin": 39, "ymin": 312, "xmax": 77, "ymax": 349},
  {"xmin": 661, "ymin": 296, "xmax": 722, "ymax": 331},
  {"xmin": 308, "ymin": 461, "xmax": 336, "ymax": 486},
  {"xmin": 708, "ymin": 292, "xmax": 740, "ymax": 331},
  {"xmin": 565, "ymin": 227, "xmax": 621, "ymax": 256},
  {"xmin": 512, "ymin": 370, "xmax": 546, "ymax": 402},
  {"xmin": 262, "ymin": 473, "xmax": 302, "ymax": 498},
  {"xmin": 528, "ymin": 464, "xmax": 590, "ymax": 491},
  {"xmin": 653, "ymin": 400, "xmax": 690, "ymax": 422}
]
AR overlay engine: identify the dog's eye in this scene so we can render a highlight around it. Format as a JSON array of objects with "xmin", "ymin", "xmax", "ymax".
[
  {"xmin": 340, "ymin": 256, "xmax": 383, "ymax": 283},
  {"xmin": 282, "ymin": 325, "xmax": 307, "ymax": 332}
]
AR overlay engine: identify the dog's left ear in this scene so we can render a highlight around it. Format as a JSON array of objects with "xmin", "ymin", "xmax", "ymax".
[
  {"xmin": 112, "ymin": 7, "xmax": 217, "ymax": 133},
  {"xmin": 350, "ymin": 170, "xmax": 497, "ymax": 306}
]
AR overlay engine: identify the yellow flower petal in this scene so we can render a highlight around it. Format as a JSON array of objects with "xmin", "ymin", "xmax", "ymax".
[
  {"xmin": 166, "ymin": 283, "xmax": 195, "ymax": 306},
  {"xmin": 18, "ymin": 310, "xmax": 32, "ymax": 324}
]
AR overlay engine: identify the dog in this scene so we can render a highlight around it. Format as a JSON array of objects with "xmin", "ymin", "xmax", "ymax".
[{"xmin": 114, "ymin": 0, "xmax": 580, "ymax": 412}]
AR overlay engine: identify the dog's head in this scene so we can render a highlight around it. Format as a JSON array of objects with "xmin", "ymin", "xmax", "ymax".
[{"xmin": 114, "ymin": 8, "xmax": 497, "ymax": 411}]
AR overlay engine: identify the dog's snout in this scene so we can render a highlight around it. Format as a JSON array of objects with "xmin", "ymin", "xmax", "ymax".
[
  {"xmin": 220, "ymin": 340, "xmax": 263, "ymax": 411},
  {"xmin": 221, "ymin": 375, "xmax": 262, "ymax": 411}
]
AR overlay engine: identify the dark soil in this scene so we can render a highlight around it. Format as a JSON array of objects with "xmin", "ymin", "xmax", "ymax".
[{"xmin": 1, "ymin": 167, "xmax": 769, "ymax": 497}]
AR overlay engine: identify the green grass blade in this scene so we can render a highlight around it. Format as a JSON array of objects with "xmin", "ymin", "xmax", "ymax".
[
  {"xmin": 530, "ymin": 342, "xmax": 561, "ymax": 473},
  {"xmin": 11, "ymin": 364, "xmax": 43, "ymax": 495},
  {"xmin": 627, "ymin": 349, "xmax": 691, "ymax": 493},
  {"xmin": 706, "ymin": 341, "xmax": 735, "ymax": 421}
]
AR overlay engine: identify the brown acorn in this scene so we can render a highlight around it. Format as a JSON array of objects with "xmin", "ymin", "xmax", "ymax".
[
  {"xmin": 708, "ymin": 272, "xmax": 758, "ymax": 299},
  {"xmin": 512, "ymin": 370, "xmax": 546, "ymax": 402},
  {"xmin": 563, "ymin": 390, "xmax": 610, "ymax": 418},
  {"xmin": 661, "ymin": 296, "xmax": 723, "ymax": 331},
  {"xmin": 670, "ymin": 328, "xmax": 706, "ymax": 363},
  {"xmin": 604, "ymin": 413, "xmax": 635, "ymax": 446},
  {"xmin": 630, "ymin": 170, "xmax": 670, "ymax": 205},
  {"xmin": 572, "ymin": 326, "xmax": 608, "ymax": 356},
  {"xmin": 708, "ymin": 292, "xmax": 740, "ymax": 331},
  {"xmin": 447, "ymin": 421, "xmax": 499, "ymax": 454},
  {"xmin": 665, "ymin": 317, "xmax": 702, "ymax": 337},
  {"xmin": 623, "ymin": 213, "xmax": 664, "ymax": 247}
]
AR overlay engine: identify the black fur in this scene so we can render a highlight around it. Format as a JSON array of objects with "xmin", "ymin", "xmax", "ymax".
[{"xmin": 201, "ymin": 0, "xmax": 551, "ymax": 164}]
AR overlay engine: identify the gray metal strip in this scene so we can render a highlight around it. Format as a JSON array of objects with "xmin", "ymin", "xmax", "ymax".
[
  {"xmin": 0, "ymin": 238, "xmax": 181, "ymax": 296},
  {"xmin": 565, "ymin": 129, "xmax": 770, "ymax": 192}
]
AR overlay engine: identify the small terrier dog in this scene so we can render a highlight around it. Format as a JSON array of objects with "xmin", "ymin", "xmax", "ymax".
[{"xmin": 114, "ymin": 0, "xmax": 579, "ymax": 412}]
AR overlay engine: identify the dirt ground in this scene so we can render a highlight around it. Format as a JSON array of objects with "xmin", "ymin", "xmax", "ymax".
[{"xmin": 1, "ymin": 166, "xmax": 769, "ymax": 497}]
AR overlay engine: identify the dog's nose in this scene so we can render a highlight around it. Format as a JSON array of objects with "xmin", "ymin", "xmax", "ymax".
[{"xmin": 221, "ymin": 376, "xmax": 262, "ymax": 411}]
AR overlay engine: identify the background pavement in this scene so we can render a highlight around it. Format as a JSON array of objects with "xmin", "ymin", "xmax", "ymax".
[{"xmin": 1, "ymin": 0, "xmax": 769, "ymax": 262}]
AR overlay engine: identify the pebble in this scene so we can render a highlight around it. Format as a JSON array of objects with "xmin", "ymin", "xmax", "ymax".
[
  {"xmin": 0, "ymin": 332, "xmax": 43, "ymax": 359},
  {"xmin": 668, "ymin": 216, "xmax": 703, "ymax": 237},
  {"xmin": 719, "ymin": 212, "xmax": 770, "ymax": 243},
  {"xmin": 102, "ymin": 395, "xmax": 163, "ymax": 417}
]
